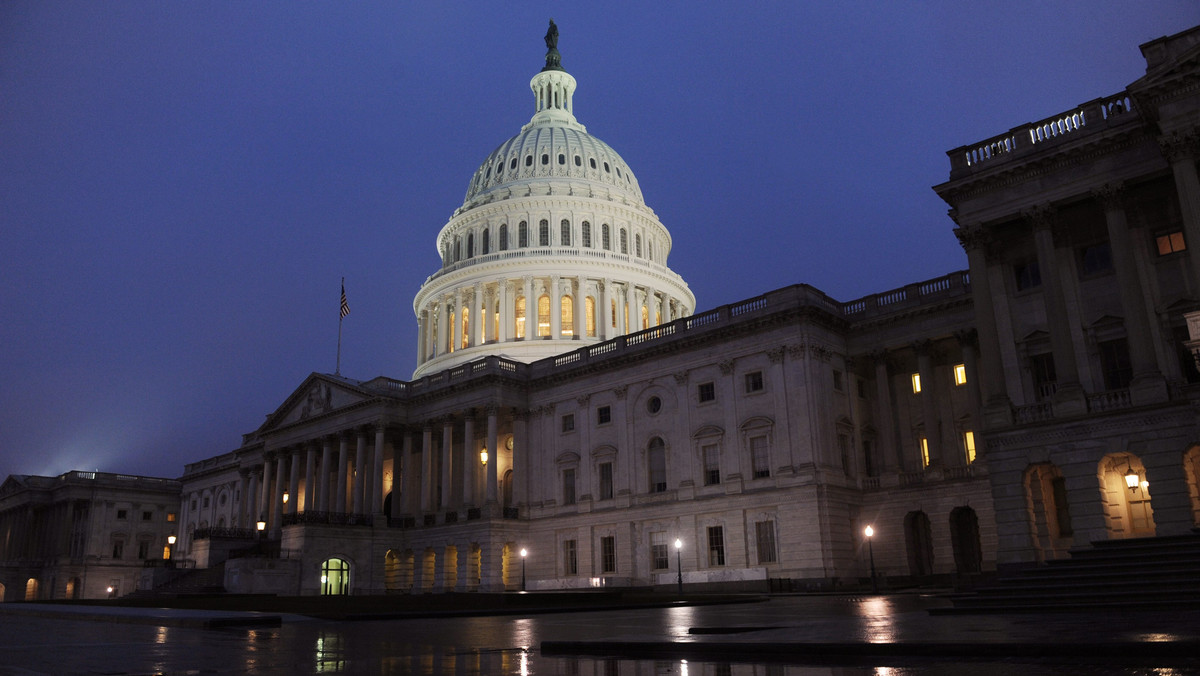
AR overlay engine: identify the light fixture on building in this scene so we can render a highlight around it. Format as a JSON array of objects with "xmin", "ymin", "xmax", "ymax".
[
  {"xmin": 167, "ymin": 534, "xmax": 176, "ymax": 545},
  {"xmin": 282, "ymin": 490, "xmax": 289, "ymax": 503},
  {"xmin": 256, "ymin": 518, "xmax": 266, "ymax": 532},
  {"xmin": 480, "ymin": 449, "xmax": 488, "ymax": 466},
  {"xmin": 1124, "ymin": 467, "xmax": 1140, "ymax": 491}
]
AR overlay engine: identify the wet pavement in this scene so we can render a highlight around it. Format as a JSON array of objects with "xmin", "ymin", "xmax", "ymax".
[{"xmin": 1, "ymin": 594, "xmax": 1198, "ymax": 674}]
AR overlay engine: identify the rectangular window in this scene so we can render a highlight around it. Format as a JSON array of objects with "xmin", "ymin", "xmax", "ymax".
[
  {"xmin": 563, "ymin": 539, "xmax": 578, "ymax": 575},
  {"xmin": 911, "ymin": 373, "xmax": 921, "ymax": 393},
  {"xmin": 112, "ymin": 541, "xmax": 124, "ymax": 559},
  {"xmin": 117, "ymin": 509, "xmax": 127, "ymax": 520},
  {"xmin": 954, "ymin": 364, "xmax": 967, "ymax": 386},
  {"xmin": 167, "ymin": 512, "xmax": 177, "ymax": 522},
  {"xmin": 142, "ymin": 511, "xmax": 153, "ymax": 521},
  {"xmin": 698, "ymin": 382, "xmax": 715, "ymax": 403},
  {"xmin": 600, "ymin": 536, "xmax": 616, "ymax": 573},
  {"xmin": 857, "ymin": 379, "xmax": 866, "ymax": 398},
  {"xmin": 755, "ymin": 520, "xmax": 777, "ymax": 564},
  {"xmin": 1098, "ymin": 338, "xmax": 1133, "ymax": 390},
  {"xmin": 707, "ymin": 526, "xmax": 726, "ymax": 566},
  {"xmin": 598, "ymin": 462, "xmax": 614, "ymax": 500},
  {"xmin": 137, "ymin": 541, "xmax": 150, "ymax": 560},
  {"xmin": 562, "ymin": 468, "xmax": 576, "ymax": 505},
  {"xmin": 1014, "ymin": 261, "xmax": 1042, "ymax": 290},
  {"xmin": 703, "ymin": 443, "xmax": 720, "ymax": 486},
  {"xmin": 651, "ymin": 532, "xmax": 669, "ymax": 570},
  {"xmin": 920, "ymin": 437, "xmax": 930, "ymax": 468},
  {"xmin": 597, "ymin": 406, "xmax": 611, "ymax": 425},
  {"xmin": 1157, "ymin": 230, "xmax": 1186, "ymax": 255},
  {"xmin": 561, "ymin": 413, "xmax": 575, "ymax": 433},
  {"xmin": 750, "ymin": 436, "xmax": 770, "ymax": 479},
  {"xmin": 1079, "ymin": 242, "xmax": 1113, "ymax": 276},
  {"xmin": 963, "ymin": 431, "xmax": 977, "ymax": 465},
  {"xmin": 1030, "ymin": 353, "xmax": 1057, "ymax": 401},
  {"xmin": 744, "ymin": 371, "xmax": 764, "ymax": 393},
  {"xmin": 833, "ymin": 370, "xmax": 844, "ymax": 391}
]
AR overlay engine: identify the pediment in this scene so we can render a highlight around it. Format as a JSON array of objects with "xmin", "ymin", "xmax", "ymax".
[
  {"xmin": 0, "ymin": 475, "xmax": 30, "ymax": 499},
  {"xmin": 259, "ymin": 373, "xmax": 374, "ymax": 432}
]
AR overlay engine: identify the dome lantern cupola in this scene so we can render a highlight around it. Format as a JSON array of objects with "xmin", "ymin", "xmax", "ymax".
[{"xmin": 526, "ymin": 20, "xmax": 582, "ymax": 132}]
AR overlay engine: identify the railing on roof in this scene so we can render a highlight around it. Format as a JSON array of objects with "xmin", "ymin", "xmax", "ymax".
[
  {"xmin": 948, "ymin": 91, "xmax": 1137, "ymax": 176},
  {"xmin": 423, "ymin": 246, "xmax": 673, "ymax": 285}
]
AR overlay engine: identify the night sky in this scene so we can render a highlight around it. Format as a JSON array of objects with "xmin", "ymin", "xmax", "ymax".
[{"xmin": 2, "ymin": 3, "xmax": 1196, "ymax": 480}]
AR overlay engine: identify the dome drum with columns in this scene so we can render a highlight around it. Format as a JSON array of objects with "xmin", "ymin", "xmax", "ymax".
[{"xmin": 413, "ymin": 28, "xmax": 694, "ymax": 378}]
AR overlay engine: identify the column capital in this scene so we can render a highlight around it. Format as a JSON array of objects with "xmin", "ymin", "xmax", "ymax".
[
  {"xmin": 1159, "ymin": 128, "xmax": 1200, "ymax": 163},
  {"xmin": 1021, "ymin": 204, "xmax": 1058, "ymax": 232},
  {"xmin": 952, "ymin": 223, "xmax": 993, "ymax": 253},
  {"xmin": 954, "ymin": 329, "xmax": 979, "ymax": 348},
  {"xmin": 1091, "ymin": 182, "xmax": 1127, "ymax": 212}
]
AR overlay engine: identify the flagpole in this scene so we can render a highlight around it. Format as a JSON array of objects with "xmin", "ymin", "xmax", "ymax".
[{"xmin": 336, "ymin": 277, "xmax": 347, "ymax": 376}]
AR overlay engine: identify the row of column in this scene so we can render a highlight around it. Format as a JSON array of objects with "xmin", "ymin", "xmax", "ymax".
[{"xmin": 417, "ymin": 276, "xmax": 684, "ymax": 364}]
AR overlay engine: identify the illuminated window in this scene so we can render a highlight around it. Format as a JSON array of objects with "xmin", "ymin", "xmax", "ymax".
[
  {"xmin": 560, "ymin": 295, "xmax": 574, "ymax": 337},
  {"xmin": 449, "ymin": 310, "xmax": 456, "ymax": 352},
  {"xmin": 954, "ymin": 364, "xmax": 967, "ymax": 386},
  {"xmin": 492, "ymin": 302, "xmax": 499, "ymax": 341},
  {"xmin": 611, "ymin": 299, "xmax": 617, "ymax": 328},
  {"xmin": 166, "ymin": 512, "xmax": 177, "ymax": 522},
  {"xmin": 585, "ymin": 297, "xmax": 596, "ymax": 337},
  {"xmin": 920, "ymin": 437, "xmax": 930, "ymax": 468},
  {"xmin": 963, "ymin": 431, "xmax": 976, "ymax": 464},
  {"xmin": 514, "ymin": 296, "xmax": 526, "ymax": 339},
  {"xmin": 537, "ymin": 295, "xmax": 551, "ymax": 337},
  {"xmin": 1157, "ymin": 231, "xmax": 1186, "ymax": 255},
  {"xmin": 641, "ymin": 305, "xmax": 648, "ymax": 330},
  {"xmin": 911, "ymin": 373, "xmax": 922, "ymax": 393},
  {"xmin": 461, "ymin": 309, "xmax": 469, "ymax": 349}
]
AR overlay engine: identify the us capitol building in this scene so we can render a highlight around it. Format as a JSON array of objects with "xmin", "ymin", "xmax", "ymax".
[{"xmin": 3, "ymin": 23, "xmax": 1200, "ymax": 601}]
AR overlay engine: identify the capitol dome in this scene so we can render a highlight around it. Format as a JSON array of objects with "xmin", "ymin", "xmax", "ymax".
[{"xmin": 413, "ymin": 22, "xmax": 694, "ymax": 378}]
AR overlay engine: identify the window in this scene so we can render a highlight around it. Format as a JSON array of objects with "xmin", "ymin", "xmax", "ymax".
[
  {"xmin": 562, "ymin": 469, "xmax": 576, "ymax": 505},
  {"xmin": 561, "ymin": 295, "xmax": 573, "ymax": 337},
  {"xmin": 467, "ymin": 232, "xmax": 474, "ymax": 258},
  {"xmin": 1157, "ymin": 230, "xmax": 1186, "ymax": 255},
  {"xmin": 698, "ymin": 382, "xmax": 715, "ymax": 403},
  {"xmin": 561, "ymin": 413, "xmax": 575, "ymax": 433},
  {"xmin": 703, "ymin": 443, "xmax": 720, "ymax": 486},
  {"xmin": 585, "ymin": 296, "xmax": 596, "ymax": 337},
  {"xmin": 563, "ymin": 539, "xmax": 577, "ymax": 575},
  {"xmin": 920, "ymin": 436, "xmax": 930, "ymax": 468},
  {"xmin": 574, "ymin": 155, "xmax": 581, "ymax": 167},
  {"xmin": 1098, "ymin": 338, "xmax": 1133, "ymax": 390},
  {"xmin": 539, "ymin": 219, "xmax": 549, "ymax": 246},
  {"xmin": 112, "ymin": 541, "xmax": 124, "ymax": 559},
  {"xmin": 603, "ymin": 161, "xmax": 610, "ymax": 173},
  {"xmin": 582, "ymin": 221, "xmax": 591, "ymax": 247},
  {"xmin": 597, "ymin": 406, "xmax": 611, "ymax": 425},
  {"xmin": 1079, "ymin": 242, "xmax": 1112, "ymax": 275},
  {"xmin": 635, "ymin": 233, "xmax": 642, "ymax": 257},
  {"xmin": 117, "ymin": 509, "xmax": 128, "ymax": 520},
  {"xmin": 954, "ymin": 364, "xmax": 967, "ymax": 386},
  {"xmin": 558, "ymin": 153, "xmax": 565, "ymax": 165},
  {"xmin": 838, "ymin": 433, "xmax": 852, "ymax": 473},
  {"xmin": 963, "ymin": 431, "xmax": 977, "ymax": 464},
  {"xmin": 537, "ymin": 294, "xmax": 551, "ymax": 337},
  {"xmin": 561, "ymin": 219, "xmax": 571, "ymax": 246},
  {"xmin": 651, "ymin": 532, "xmax": 669, "ymax": 570},
  {"xmin": 541, "ymin": 153, "xmax": 549, "ymax": 165},
  {"xmin": 589, "ymin": 157, "xmax": 597, "ymax": 169},
  {"xmin": 707, "ymin": 526, "xmax": 726, "ymax": 566},
  {"xmin": 646, "ymin": 396, "xmax": 662, "ymax": 414},
  {"xmin": 600, "ymin": 536, "xmax": 616, "ymax": 573},
  {"xmin": 167, "ymin": 512, "xmax": 177, "ymax": 522},
  {"xmin": 142, "ymin": 511, "xmax": 152, "ymax": 521},
  {"xmin": 745, "ymin": 371, "xmax": 764, "ymax": 393},
  {"xmin": 510, "ymin": 157, "xmax": 517, "ymax": 170},
  {"xmin": 514, "ymin": 296, "xmax": 526, "ymax": 339},
  {"xmin": 833, "ymin": 370, "xmax": 844, "ymax": 391},
  {"xmin": 525, "ymin": 155, "xmax": 533, "ymax": 167},
  {"xmin": 1030, "ymin": 353, "xmax": 1057, "ymax": 401},
  {"xmin": 911, "ymin": 373, "xmax": 922, "ymax": 393},
  {"xmin": 602, "ymin": 224, "xmax": 611, "ymax": 250},
  {"xmin": 755, "ymin": 520, "xmax": 777, "ymax": 564},
  {"xmin": 598, "ymin": 462, "xmax": 613, "ymax": 500},
  {"xmin": 620, "ymin": 229, "xmax": 628, "ymax": 254},
  {"xmin": 499, "ymin": 224, "xmax": 508, "ymax": 250},
  {"xmin": 750, "ymin": 435, "xmax": 770, "ymax": 478},
  {"xmin": 137, "ymin": 541, "xmax": 150, "ymax": 560},
  {"xmin": 648, "ymin": 437, "xmax": 667, "ymax": 493},
  {"xmin": 1014, "ymin": 261, "xmax": 1042, "ymax": 290},
  {"xmin": 1051, "ymin": 477, "xmax": 1073, "ymax": 536},
  {"xmin": 518, "ymin": 221, "xmax": 528, "ymax": 247},
  {"xmin": 481, "ymin": 228, "xmax": 490, "ymax": 255}
]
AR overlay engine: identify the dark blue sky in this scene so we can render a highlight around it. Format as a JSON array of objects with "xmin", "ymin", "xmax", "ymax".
[{"xmin": 2, "ymin": 3, "xmax": 1196, "ymax": 479}]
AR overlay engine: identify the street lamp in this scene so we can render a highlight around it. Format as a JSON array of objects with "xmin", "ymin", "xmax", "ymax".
[
  {"xmin": 480, "ymin": 449, "xmax": 488, "ymax": 466},
  {"xmin": 674, "ymin": 538, "xmax": 683, "ymax": 595},
  {"xmin": 864, "ymin": 525, "xmax": 878, "ymax": 594},
  {"xmin": 520, "ymin": 548, "xmax": 527, "ymax": 592}
]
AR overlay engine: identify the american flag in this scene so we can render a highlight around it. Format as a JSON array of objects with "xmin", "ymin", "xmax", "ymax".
[{"xmin": 340, "ymin": 282, "xmax": 350, "ymax": 319}]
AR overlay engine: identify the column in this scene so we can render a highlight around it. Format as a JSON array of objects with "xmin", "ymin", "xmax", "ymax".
[
  {"xmin": 462, "ymin": 414, "xmax": 476, "ymax": 507},
  {"xmin": 1160, "ymin": 131, "xmax": 1200, "ymax": 290},
  {"xmin": 512, "ymin": 412, "xmax": 526, "ymax": 511},
  {"xmin": 954, "ymin": 224, "xmax": 1012, "ymax": 427},
  {"xmin": 399, "ymin": 431, "xmax": 414, "ymax": 516},
  {"xmin": 573, "ymin": 276, "xmax": 584, "ymax": 339},
  {"xmin": 485, "ymin": 409, "xmax": 499, "ymax": 505},
  {"xmin": 304, "ymin": 443, "xmax": 317, "ymax": 512},
  {"xmin": 871, "ymin": 352, "xmax": 901, "ymax": 473},
  {"xmin": 392, "ymin": 430, "xmax": 407, "ymax": 520},
  {"xmin": 441, "ymin": 419, "xmax": 454, "ymax": 509},
  {"xmin": 421, "ymin": 425, "xmax": 434, "ymax": 512},
  {"xmin": 550, "ymin": 274, "xmax": 562, "ymax": 338},
  {"xmin": 1095, "ymin": 184, "xmax": 1168, "ymax": 403},
  {"xmin": 1029, "ymin": 208, "xmax": 1082, "ymax": 392},
  {"xmin": 599, "ymin": 279, "xmax": 610, "ymax": 340},
  {"xmin": 259, "ymin": 454, "xmax": 273, "ymax": 524},
  {"xmin": 246, "ymin": 470, "xmax": 259, "ymax": 527},
  {"xmin": 498, "ymin": 281, "xmax": 509, "ymax": 343},
  {"xmin": 521, "ymin": 276, "xmax": 533, "ymax": 341},
  {"xmin": 624, "ymin": 283, "xmax": 635, "ymax": 334},
  {"xmin": 914, "ymin": 342, "xmax": 943, "ymax": 468},
  {"xmin": 374, "ymin": 425, "xmax": 386, "ymax": 514},
  {"xmin": 436, "ymin": 297, "xmax": 448, "ymax": 355},
  {"xmin": 647, "ymin": 286, "xmax": 658, "ymax": 326},
  {"xmin": 238, "ymin": 469, "xmax": 251, "ymax": 527},
  {"xmin": 272, "ymin": 452, "xmax": 286, "ymax": 529},
  {"xmin": 318, "ymin": 437, "xmax": 332, "ymax": 512},
  {"xmin": 353, "ymin": 429, "xmax": 367, "ymax": 514},
  {"xmin": 287, "ymin": 447, "xmax": 301, "ymax": 515},
  {"xmin": 336, "ymin": 434, "xmax": 349, "ymax": 513},
  {"xmin": 956, "ymin": 331, "xmax": 984, "ymax": 433}
]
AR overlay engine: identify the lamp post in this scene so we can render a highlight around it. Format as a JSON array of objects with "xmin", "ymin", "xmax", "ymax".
[
  {"xmin": 166, "ymin": 534, "xmax": 176, "ymax": 561},
  {"xmin": 520, "ymin": 548, "xmax": 527, "ymax": 592},
  {"xmin": 864, "ymin": 525, "xmax": 878, "ymax": 594},
  {"xmin": 674, "ymin": 538, "xmax": 683, "ymax": 595}
]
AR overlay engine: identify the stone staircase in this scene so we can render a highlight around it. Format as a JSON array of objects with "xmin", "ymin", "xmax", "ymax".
[
  {"xmin": 938, "ymin": 532, "xmax": 1200, "ymax": 613},
  {"xmin": 133, "ymin": 561, "xmax": 228, "ymax": 598}
]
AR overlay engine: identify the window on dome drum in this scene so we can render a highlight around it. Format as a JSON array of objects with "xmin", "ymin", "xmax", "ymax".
[
  {"xmin": 541, "ymin": 154, "xmax": 549, "ymax": 165},
  {"xmin": 911, "ymin": 373, "xmax": 921, "ymax": 393},
  {"xmin": 651, "ymin": 532, "xmax": 669, "ymax": 570},
  {"xmin": 585, "ymin": 297, "xmax": 596, "ymax": 337},
  {"xmin": 537, "ymin": 295, "xmax": 551, "ymax": 337},
  {"xmin": 1014, "ymin": 261, "xmax": 1041, "ymax": 290},
  {"xmin": 597, "ymin": 405, "xmax": 611, "ymax": 425},
  {"xmin": 561, "ymin": 296, "xmax": 574, "ymax": 337},
  {"xmin": 698, "ymin": 382, "xmax": 715, "ymax": 403},
  {"xmin": 561, "ymin": 219, "xmax": 571, "ymax": 246},
  {"xmin": 589, "ymin": 158, "xmax": 597, "ymax": 169},
  {"xmin": 602, "ymin": 224, "xmax": 611, "ymax": 250},
  {"xmin": 750, "ymin": 436, "xmax": 770, "ymax": 478},
  {"xmin": 582, "ymin": 221, "xmax": 591, "ymax": 247},
  {"xmin": 703, "ymin": 443, "xmax": 720, "ymax": 486},
  {"xmin": 495, "ymin": 161, "xmax": 502, "ymax": 176},
  {"xmin": 510, "ymin": 157, "xmax": 517, "ymax": 170},
  {"xmin": 481, "ymin": 229, "xmax": 489, "ymax": 255},
  {"xmin": 620, "ymin": 229, "xmax": 628, "ymax": 254},
  {"xmin": 467, "ymin": 233, "xmax": 474, "ymax": 258},
  {"xmin": 756, "ymin": 521, "xmax": 777, "ymax": 564},
  {"xmin": 1157, "ymin": 230, "xmax": 1186, "ymax": 255},
  {"xmin": 499, "ymin": 224, "xmax": 508, "ymax": 250},
  {"xmin": 641, "ymin": 305, "xmax": 648, "ymax": 330},
  {"xmin": 707, "ymin": 526, "xmax": 726, "ymax": 566},
  {"xmin": 648, "ymin": 240, "xmax": 653, "ymax": 260},
  {"xmin": 635, "ymin": 234, "xmax": 642, "ymax": 257},
  {"xmin": 616, "ymin": 166, "xmax": 622, "ymax": 178},
  {"xmin": 514, "ymin": 296, "xmax": 526, "ymax": 339},
  {"xmin": 1078, "ymin": 242, "xmax": 1112, "ymax": 276},
  {"xmin": 454, "ymin": 239, "xmax": 461, "ymax": 262},
  {"xmin": 562, "ymin": 468, "xmax": 575, "ymax": 505},
  {"xmin": 611, "ymin": 299, "xmax": 618, "ymax": 329},
  {"xmin": 574, "ymin": 155, "xmax": 581, "ymax": 167},
  {"xmin": 745, "ymin": 371, "xmax": 764, "ymax": 393},
  {"xmin": 598, "ymin": 462, "xmax": 614, "ymax": 500},
  {"xmin": 558, "ymin": 153, "xmax": 565, "ymax": 165},
  {"xmin": 600, "ymin": 536, "xmax": 616, "ymax": 573},
  {"xmin": 519, "ymin": 221, "xmax": 528, "ymax": 247},
  {"xmin": 562, "ymin": 413, "xmax": 574, "ymax": 433},
  {"xmin": 491, "ymin": 302, "xmax": 499, "ymax": 341},
  {"xmin": 461, "ymin": 310, "xmax": 469, "ymax": 349},
  {"xmin": 954, "ymin": 364, "xmax": 967, "ymax": 385},
  {"xmin": 648, "ymin": 437, "xmax": 666, "ymax": 493},
  {"xmin": 603, "ymin": 161, "xmax": 610, "ymax": 173},
  {"xmin": 525, "ymin": 155, "xmax": 533, "ymax": 167},
  {"xmin": 539, "ymin": 220, "xmax": 549, "ymax": 246},
  {"xmin": 563, "ymin": 539, "xmax": 577, "ymax": 575},
  {"xmin": 963, "ymin": 431, "xmax": 977, "ymax": 464}
]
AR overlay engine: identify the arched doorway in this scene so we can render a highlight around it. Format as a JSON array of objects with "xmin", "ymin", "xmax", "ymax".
[
  {"xmin": 320, "ymin": 558, "xmax": 350, "ymax": 596},
  {"xmin": 904, "ymin": 511, "xmax": 934, "ymax": 578},
  {"xmin": 1183, "ymin": 446, "xmax": 1200, "ymax": 527},
  {"xmin": 949, "ymin": 507, "xmax": 982, "ymax": 574},
  {"xmin": 384, "ymin": 550, "xmax": 400, "ymax": 592},
  {"xmin": 1098, "ymin": 454, "xmax": 1156, "ymax": 538},
  {"xmin": 383, "ymin": 491, "xmax": 393, "ymax": 517},
  {"xmin": 24, "ymin": 578, "xmax": 38, "ymax": 601},
  {"xmin": 1024, "ymin": 462, "xmax": 1073, "ymax": 561}
]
